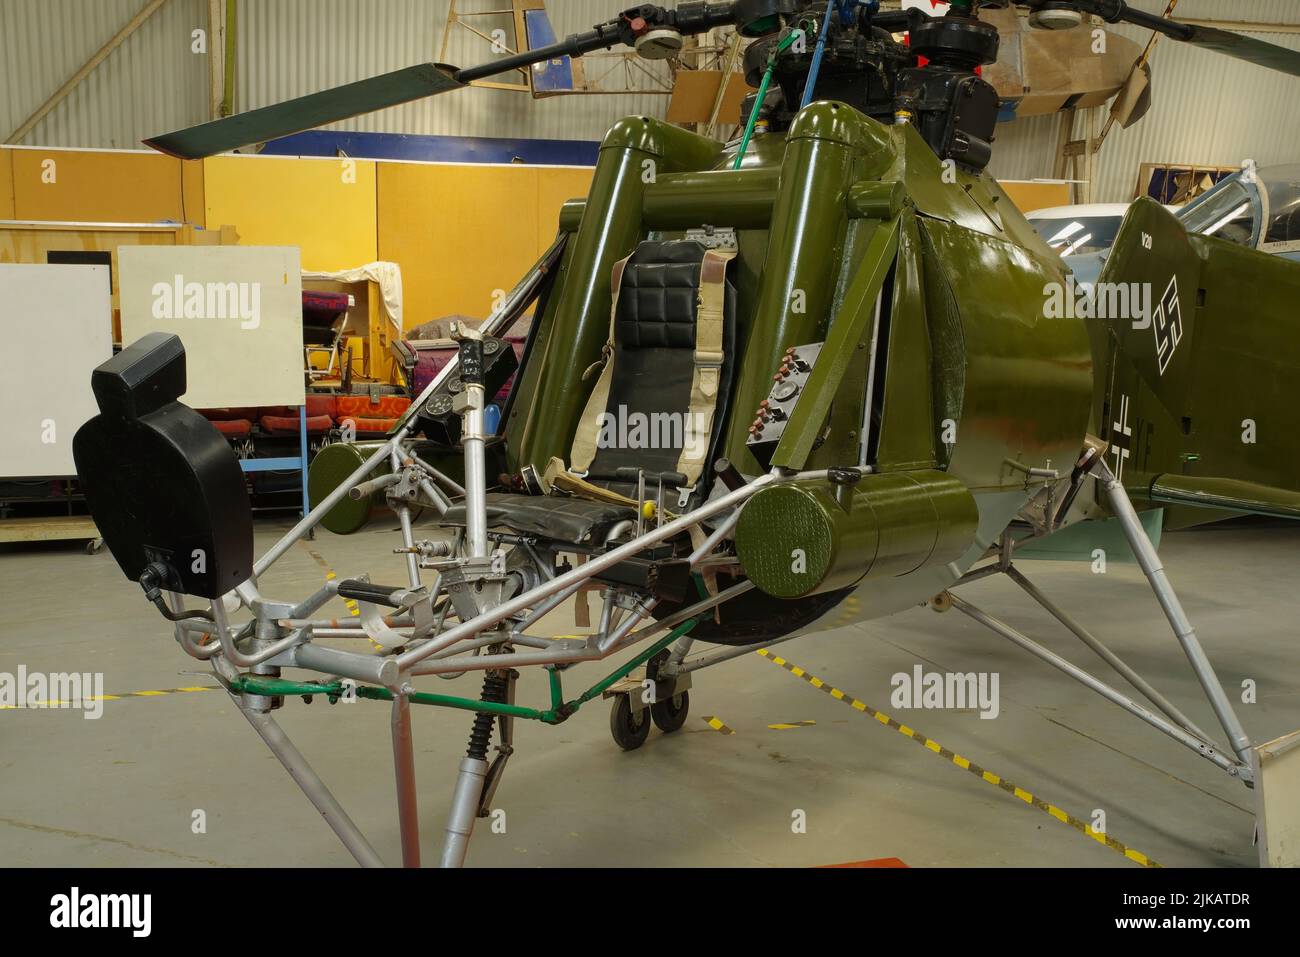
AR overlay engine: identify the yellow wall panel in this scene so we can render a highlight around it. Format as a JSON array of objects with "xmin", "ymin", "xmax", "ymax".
[
  {"xmin": 379, "ymin": 163, "xmax": 539, "ymax": 329},
  {"xmin": 535, "ymin": 166, "xmax": 594, "ymax": 251},
  {"xmin": 379, "ymin": 163, "xmax": 595, "ymax": 330},
  {"xmin": 9, "ymin": 148, "xmax": 187, "ymax": 223},
  {"xmin": 204, "ymin": 155, "xmax": 377, "ymax": 272},
  {"xmin": 0, "ymin": 150, "xmax": 14, "ymax": 219},
  {"xmin": 181, "ymin": 159, "xmax": 206, "ymax": 229},
  {"xmin": 998, "ymin": 179, "xmax": 1072, "ymax": 214}
]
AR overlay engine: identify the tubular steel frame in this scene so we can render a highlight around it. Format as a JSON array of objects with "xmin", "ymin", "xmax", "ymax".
[
  {"xmin": 945, "ymin": 456, "xmax": 1255, "ymax": 783},
  {"xmin": 159, "ymin": 239, "xmax": 1262, "ymax": 868},
  {"xmin": 165, "ymin": 235, "xmax": 871, "ymax": 867}
]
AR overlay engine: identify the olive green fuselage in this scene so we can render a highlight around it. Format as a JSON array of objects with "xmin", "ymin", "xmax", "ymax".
[{"xmin": 504, "ymin": 101, "xmax": 1094, "ymax": 633}]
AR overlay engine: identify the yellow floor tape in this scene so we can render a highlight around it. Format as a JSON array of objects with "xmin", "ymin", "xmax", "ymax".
[{"xmin": 757, "ymin": 649, "xmax": 1160, "ymax": 868}]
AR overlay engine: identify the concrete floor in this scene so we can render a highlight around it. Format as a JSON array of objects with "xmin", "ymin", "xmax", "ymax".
[{"xmin": 2, "ymin": 515, "xmax": 1298, "ymax": 868}]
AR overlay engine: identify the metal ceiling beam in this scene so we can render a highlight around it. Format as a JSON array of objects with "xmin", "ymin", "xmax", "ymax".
[{"xmin": 5, "ymin": 0, "xmax": 172, "ymax": 144}]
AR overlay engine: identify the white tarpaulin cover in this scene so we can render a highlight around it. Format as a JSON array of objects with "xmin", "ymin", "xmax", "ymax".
[{"xmin": 302, "ymin": 261, "xmax": 404, "ymax": 338}]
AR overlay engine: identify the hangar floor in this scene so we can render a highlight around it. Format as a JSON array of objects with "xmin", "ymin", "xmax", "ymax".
[{"xmin": 2, "ymin": 517, "xmax": 1297, "ymax": 868}]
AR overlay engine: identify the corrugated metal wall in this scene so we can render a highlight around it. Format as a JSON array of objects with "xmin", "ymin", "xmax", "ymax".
[
  {"xmin": 0, "ymin": 0, "xmax": 674, "ymax": 151},
  {"xmin": 988, "ymin": 0, "xmax": 1300, "ymax": 201},
  {"xmin": 2, "ymin": 0, "xmax": 1298, "ymax": 199},
  {"xmin": 238, "ymin": 0, "xmax": 674, "ymax": 141},
  {"xmin": 0, "ymin": 0, "xmax": 208, "ymax": 149}
]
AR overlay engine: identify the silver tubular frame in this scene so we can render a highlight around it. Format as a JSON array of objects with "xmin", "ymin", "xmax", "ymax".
[
  {"xmin": 947, "ymin": 456, "xmax": 1255, "ymax": 782},
  {"xmin": 170, "ymin": 250, "xmax": 860, "ymax": 866},
  {"xmin": 144, "ymin": 233, "xmax": 1264, "ymax": 867}
]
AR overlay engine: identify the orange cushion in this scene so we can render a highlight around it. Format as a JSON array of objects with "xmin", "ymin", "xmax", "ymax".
[
  {"xmin": 338, "ymin": 416, "xmax": 400, "ymax": 435},
  {"xmin": 260, "ymin": 414, "xmax": 334, "ymax": 435},
  {"xmin": 210, "ymin": 418, "xmax": 253, "ymax": 438},
  {"xmin": 336, "ymin": 395, "xmax": 410, "ymax": 420}
]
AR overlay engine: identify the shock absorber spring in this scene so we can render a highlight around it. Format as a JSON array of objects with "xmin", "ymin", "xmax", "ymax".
[{"xmin": 465, "ymin": 671, "xmax": 509, "ymax": 760}]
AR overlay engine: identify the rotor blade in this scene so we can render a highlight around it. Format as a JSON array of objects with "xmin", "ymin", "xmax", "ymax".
[
  {"xmin": 144, "ymin": 63, "xmax": 463, "ymax": 159},
  {"xmin": 1069, "ymin": 2, "xmax": 1300, "ymax": 78},
  {"xmin": 1179, "ymin": 24, "xmax": 1300, "ymax": 78}
]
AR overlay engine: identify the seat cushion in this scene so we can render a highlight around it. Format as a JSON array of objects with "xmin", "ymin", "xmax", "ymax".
[
  {"xmin": 341, "ymin": 416, "xmax": 401, "ymax": 436},
  {"xmin": 337, "ymin": 395, "xmax": 410, "ymax": 420},
  {"xmin": 210, "ymin": 418, "xmax": 253, "ymax": 439},
  {"xmin": 581, "ymin": 240, "xmax": 736, "ymax": 498},
  {"xmin": 305, "ymin": 394, "xmax": 337, "ymax": 419},
  {"xmin": 443, "ymin": 492, "xmax": 635, "ymax": 544},
  {"xmin": 200, "ymin": 406, "xmax": 261, "ymax": 422},
  {"xmin": 260, "ymin": 414, "xmax": 334, "ymax": 436}
]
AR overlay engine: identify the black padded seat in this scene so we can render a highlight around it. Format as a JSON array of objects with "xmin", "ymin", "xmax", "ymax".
[
  {"xmin": 447, "ymin": 240, "xmax": 737, "ymax": 547},
  {"xmin": 580, "ymin": 241, "xmax": 736, "ymax": 499},
  {"xmin": 444, "ymin": 493, "xmax": 635, "ymax": 545}
]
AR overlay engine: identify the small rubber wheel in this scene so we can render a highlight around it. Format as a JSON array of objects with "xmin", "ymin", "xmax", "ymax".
[
  {"xmin": 650, "ymin": 690, "xmax": 689, "ymax": 733},
  {"xmin": 610, "ymin": 695, "xmax": 651, "ymax": 751}
]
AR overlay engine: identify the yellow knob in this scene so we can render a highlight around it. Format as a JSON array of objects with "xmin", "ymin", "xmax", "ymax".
[{"xmin": 641, "ymin": 501, "xmax": 656, "ymax": 520}]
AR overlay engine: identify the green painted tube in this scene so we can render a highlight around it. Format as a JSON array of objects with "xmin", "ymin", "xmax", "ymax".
[
  {"xmin": 229, "ymin": 620, "xmax": 697, "ymax": 724},
  {"xmin": 722, "ymin": 102, "xmax": 896, "ymax": 471},
  {"xmin": 734, "ymin": 470, "xmax": 979, "ymax": 598},
  {"xmin": 364, "ymin": 686, "xmax": 544, "ymax": 720},
  {"xmin": 548, "ymin": 668, "xmax": 564, "ymax": 711},
  {"xmin": 558, "ymin": 199, "xmax": 586, "ymax": 233},
  {"xmin": 517, "ymin": 117, "xmax": 721, "ymax": 471},
  {"xmin": 643, "ymin": 168, "xmax": 780, "ymax": 229},
  {"xmin": 847, "ymin": 180, "xmax": 905, "ymax": 220},
  {"xmin": 228, "ymin": 675, "xmax": 547, "ymax": 720},
  {"xmin": 557, "ymin": 619, "xmax": 697, "ymax": 715}
]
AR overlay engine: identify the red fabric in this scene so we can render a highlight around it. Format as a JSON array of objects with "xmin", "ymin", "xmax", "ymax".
[
  {"xmin": 338, "ymin": 416, "xmax": 400, "ymax": 435},
  {"xmin": 302, "ymin": 291, "xmax": 350, "ymax": 315},
  {"xmin": 336, "ymin": 395, "xmax": 410, "ymax": 419},
  {"xmin": 201, "ymin": 407, "xmax": 261, "ymax": 421},
  {"xmin": 260, "ymin": 414, "xmax": 334, "ymax": 436},
  {"xmin": 209, "ymin": 418, "xmax": 253, "ymax": 438},
  {"xmin": 305, "ymin": 394, "xmax": 337, "ymax": 419}
]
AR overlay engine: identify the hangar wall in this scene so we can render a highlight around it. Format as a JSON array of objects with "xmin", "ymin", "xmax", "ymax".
[
  {"xmin": 0, "ymin": 144, "xmax": 593, "ymax": 329},
  {"xmin": 1, "ymin": 1, "xmax": 1297, "ymax": 203},
  {"xmin": 0, "ymin": 0, "xmax": 671, "ymax": 152},
  {"xmin": 988, "ymin": 0, "xmax": 1300, "ymax": 201}
]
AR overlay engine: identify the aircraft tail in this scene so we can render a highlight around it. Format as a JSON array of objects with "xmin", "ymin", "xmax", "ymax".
[{"xmin": 1092, "ymin": 198, "xmax": 1300, "ymax": 518}]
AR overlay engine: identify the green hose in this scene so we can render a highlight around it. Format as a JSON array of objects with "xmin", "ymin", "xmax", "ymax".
[{"xmin": 733, "ymin": 27, "xmax": 805, "ymax": 171}]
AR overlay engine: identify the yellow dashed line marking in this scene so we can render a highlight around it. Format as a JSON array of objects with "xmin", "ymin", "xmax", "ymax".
[
  {"xmin": 768, "ymin": 720, "xmax": 816, "ymax": 730},
  {"xmin": 755, "ymin": 648, "xmax": 1160, "ymax": 868},
  {"xmin": 302, "ymin": 545, "xmax": 361, "ymax": 618},
  {"xmin": 702, "ymin": 715, "xmax": 736, "ymax": 735},
  {"xmin": 1, "ymin": 686, "xmax": 220, "ymax": 709}
]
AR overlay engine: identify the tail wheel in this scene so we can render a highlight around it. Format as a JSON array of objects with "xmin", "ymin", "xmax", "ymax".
[
  {"xmin": 610, "ymin": 696, "xmax": 651, "ymax": 751},
  {"xmin": 650, "ymin": 691, "xmax": 689, "ymax": 733}
]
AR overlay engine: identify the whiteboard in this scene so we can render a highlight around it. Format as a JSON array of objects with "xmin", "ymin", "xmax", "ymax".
[
  {"xmin": 0, "ymin": 264, "xmax": 112, "ymax": 477},
  {"xmin": 118, "ymin": 246, "xmax": 305, "ymax": 409}
]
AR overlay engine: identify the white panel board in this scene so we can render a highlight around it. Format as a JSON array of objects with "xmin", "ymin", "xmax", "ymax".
[
  {"xmin": 1255, "ymin": 728, "xmax": 1300, "ymax": 867},
  {"xmin": 0, "ymin": 263, "xmax": 111, "ymax": 477},
  {"xmin": 118, "ymin": 246, "xmax": 305, "ymax": 410}
]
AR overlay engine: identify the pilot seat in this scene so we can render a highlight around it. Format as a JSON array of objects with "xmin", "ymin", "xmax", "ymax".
[{"xmin": 445, "ymin": 238, "xmax": 738, "ymax": 548}]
